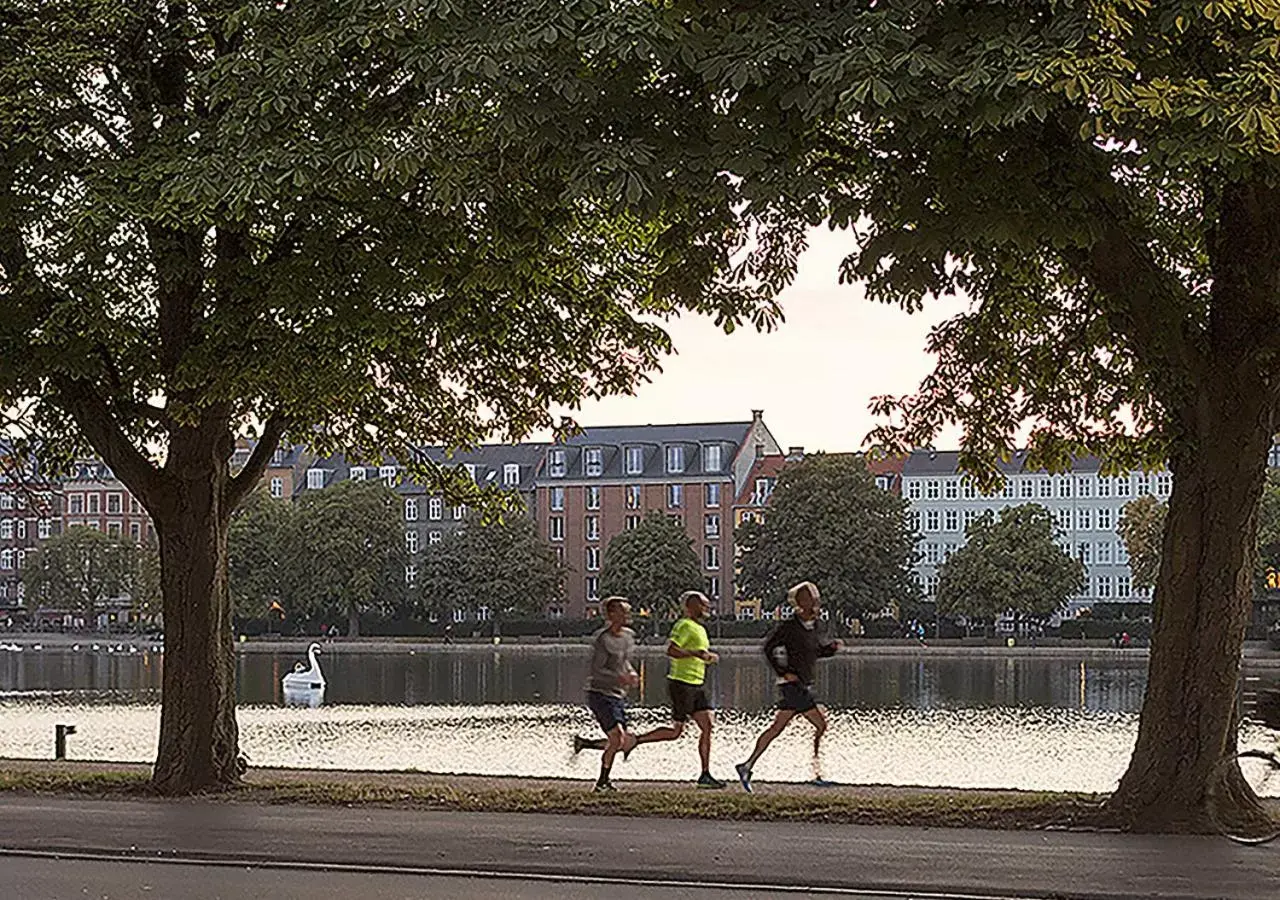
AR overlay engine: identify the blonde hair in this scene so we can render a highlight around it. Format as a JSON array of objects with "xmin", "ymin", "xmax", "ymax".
[{"xmin": 787, "ymin": 581, "xmax": 819, "ymax": 608}]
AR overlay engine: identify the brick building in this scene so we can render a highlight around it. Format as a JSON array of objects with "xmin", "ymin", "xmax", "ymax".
[{"xmin": 534, "ymin": 411, "xmax": 781, "ymax": 618}]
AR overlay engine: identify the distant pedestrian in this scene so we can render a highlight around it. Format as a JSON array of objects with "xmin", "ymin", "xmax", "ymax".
[
  {"xmin": 628, "ymin": 591, "xmax": 726, "ymax": 788},
  {"xmin": 572, "ymin": 597, "xmax": 640, "ymax": 792},
  {"xmin": 443, "ymin": 624, "xmax": 453, "ymax": 645},
  {"xmin": 736, "ymin": 581, "xmax": 841, "ymax": 792}
]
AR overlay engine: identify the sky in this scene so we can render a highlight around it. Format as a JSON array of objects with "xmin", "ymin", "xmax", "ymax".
[{"xmin": 551, "ymin": 227, "xmax": 965, "ymax": 454}]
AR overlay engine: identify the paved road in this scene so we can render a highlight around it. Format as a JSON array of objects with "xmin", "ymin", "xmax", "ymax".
[{"xmin": 2, "ymin": 796, "xmax": 1277, "ymax": 900}]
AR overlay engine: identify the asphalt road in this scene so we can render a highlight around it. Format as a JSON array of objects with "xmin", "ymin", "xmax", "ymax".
[{"xmin": 2, "ymin": 796, "xmax": 1278, "ymax": 900}]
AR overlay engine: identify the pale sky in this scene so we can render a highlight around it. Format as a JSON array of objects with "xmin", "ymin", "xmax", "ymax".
[{"xmin": 553, "ymin": 227, "xmax": 965, "ymax": 454}]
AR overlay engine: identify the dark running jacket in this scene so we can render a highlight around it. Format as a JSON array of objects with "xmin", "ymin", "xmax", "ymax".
[{"xmin": 762, "ymin": 617, "xmax": 839, "ymax": 685}]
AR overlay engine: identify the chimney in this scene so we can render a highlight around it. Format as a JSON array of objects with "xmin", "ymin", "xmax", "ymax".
[
  {"xmin": 751, "ymin": 409, "xmax": 763, "ymax": 424},
  {"xmin": 786, "ymin": 446, "xmax": 804, "ymax": 462}
]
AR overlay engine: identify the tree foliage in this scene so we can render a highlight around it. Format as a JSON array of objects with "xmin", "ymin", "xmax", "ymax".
[
  {"xmin": 228, "ymin": 488, "xmax": 299, "ymax": 621},
  {"xmin": 416, "ymin": 510, "xmax": 564, "ymax": 620},
  {"xmin": 21, "ymin": 526, "xmax": 147, "ymax": 623},
  {"xmin": 936, "ymin": 505, "xmax": 1085, "ymax": 628},
  {"xmin": 600, "ymin": 512, "xmax": 701, "ymax": 619},
  {"xmin": 1118, "ymin": 495, "xmax": 1168, "ymax": 593},
  {"xmin": 736, "ymin": 454, "xmax": 918, "ymax": 619}
]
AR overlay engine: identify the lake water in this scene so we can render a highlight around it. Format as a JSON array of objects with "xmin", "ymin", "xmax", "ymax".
[{"xmin": 1, "ymin": 647, "xmax": 1276, "ymax": 794}]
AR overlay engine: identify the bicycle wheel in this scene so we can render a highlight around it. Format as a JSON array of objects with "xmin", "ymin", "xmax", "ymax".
[{"xmin": 1211, "ymin": 751, "xmax": 1280, "ymax": 845}]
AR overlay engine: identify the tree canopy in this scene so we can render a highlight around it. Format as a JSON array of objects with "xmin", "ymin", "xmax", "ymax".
[
  {"xmin": 736, "ymin": 454, "xmax": 918, "ymax": 620},
  {"xmin": 1117, "ymin": 495, "xmax": 1168, "ymax": 593},
  {"xmin": 600, "ymin": 512, "xmax": 702, "ymax": 620},
  {"xmin": 415, "ymin": 510, "xmax": 563, "ymax": 622},
  {"xmin": 228, "ymin": 488, "xmax": 299, "ymax": 622},
  {"xmin": 936, "ymin": 505, "xmax": 1084, "ymax": 628},
  {"xmin": 22, "ymin": 525, "xmax": 153, "ymax": 625}
]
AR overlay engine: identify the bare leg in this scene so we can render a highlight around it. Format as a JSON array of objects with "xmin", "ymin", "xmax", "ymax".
[
  {"xmin": 634, "ymin": 721, "xmax": 685, "ymax": 747},
  {"xmin": 802, "ymin": 706, "xmax": 828, "ymax": 780},
  {"xmin": 575, "ymin": 737, "xmax": 607, "ymax": 752},
  {"xmin": 744, "ymin": 708, "xmax": 796, "ymax": 769},
  {"xmin": 691, "ymin": 709, "xmax": 714, "ymax": 774},
  {"xmin": 598, "ymin": 725, "xmax": 626, "ymax": 786}
]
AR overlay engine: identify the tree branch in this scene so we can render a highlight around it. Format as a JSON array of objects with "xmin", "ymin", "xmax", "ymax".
[
  {"xmin": 53, "ymin": 376, "xmax": 163, "ymax": 508},
  {"xmin": 225, "ymin": 414, "xmax": 289, "ymax": 509}
]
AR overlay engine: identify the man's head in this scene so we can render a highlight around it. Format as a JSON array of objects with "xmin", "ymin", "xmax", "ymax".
[
  {"xmin": 603, "ymin": 596, "xmax": 632, "ymax": 628},
  {"xmin": 787, "ymin": 581, "xmax": 821, "ymax": 620},
  {"xmin": 680, "ymin": 590, "xmax": 710, "ymax": 620}
]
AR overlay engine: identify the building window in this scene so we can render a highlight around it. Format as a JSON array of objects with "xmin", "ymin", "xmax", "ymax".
[
  {"xmin": 106, "ymin": 493, "xmax": 122, "ymax": 514},
  {"xmin": 585, "ymin": 546, "xmax": 600, "ymax": 571},
  {"xmin": 1058, "ymin": 476, "xmax": 1072, "ymax": 498},
  {"xmin": 962, "ymin": 480, "xmax": 978, "ymax": 500},
  {"xmin": 924, "ymin": 543, "xmax": 940, "ymax": 564},
  {"xmin": 554, "ymin": 546, "xmax": 565, "ymax": 562},
  {"xmin": 87, "ymin": 494, "xmax": 100, "ymax": 514},
  {"xmin": 585, "ymin": 515, "xmax": 600, "ymax": 542},
  {"xmin": 374, "ymin": 465, "xmax": 393, "ymax": 485},
  {"xmin": 38, "ymin": 519, "xmax": 53, "ymax": 540},
  {"xmin": 1097, "ymin": 507, "xmax": 1115, "ymax": 530},
  {"xmin": 944, "ymin": 509, "xmax": 959, "ymax": 532},
  {"xmin": 306, "ymin": 469, "xmax": 325, "ymax": 490},
  {"xmin": 586, "ymin": 576, "xmax": 600, "ymax": 600},
  {"xmin": 1000, "ymin": 479, "xmax": 1013, "ymax": 498},
  {"xmin": 548, "ymin": 449, "xmax": 566, "ymax": 478},
  {"xmin": 451, "ymin": 504, "xmax": 465, "ymax": 520},
  {"xmin": 0, "ymin": 550, "xmax": 10, "ymax": 570},
  {"xmin": 1038, "ymin": 477, "xmax": 1052, "ymax": 498},
  {"xmin": 925, "ymin": 480, "xmax": 939, "ymax": 500},
  {"xmin": 666, "ymin": 445, "xmax": 685, "ymax": 474},
  {"xmin": 1054, "ymin": 508, "xmax": 1071, "ymax": 532},
  {"xmin": 626, "ymin": 485, "xmax": 641, "ymax": 509},
  {"xmin": 349, "ymin": 466, "xmax": 367, "ymax": 482},
  {"xmin": 0, "ymin": 494, "xmax": 11, "ymax": 510},
  {"xmin": 406, "ymin": 531, "xmax": 419, "ymax": 554},
  {"xmin": 703, "ymin": 445, "xmax": 722, "ymax": 473},
  {"xmin": 129, "ymin": 522, "xmax": 140, "ymax": 542},
  {"xmin": 1077, "ymin": 507, "xmax": 1093, "ymax": 531},
  {"xmin": 1098, "ymin": 541, "xmax": 1113, "ymax": 564},
  {"xmin": 270, "ymin": 477, "xmax": 284, "ymax": 498},
  {"xmin": 504, "ymin": 464, "xmax": 520, "ymax": 486},
  {"xmin": 549, "ymin": 516, "xmax": 564, "ymax": 541},
  {"xmin": 584, "ymin": 448, "xmax": 604, "ymax": 477},
  {"xmin": 1078, "ymin": 542, "xmax": 1093, "ymax": 565},
  {"xmin": 906, "ymin": 481, "xmax": 921, "ymax": 500},
  {"xmin": 429, "ymin": 530, "xmax": 442, "ymax": 545},
  {"xmin": 924, "ymin": 574, "xmax": 939, "ymax": 598},
  {"xmin": 753, "ymin": 478, "xmax": 772, "ymax": 504},
  {"xmin": 68, "ymin": 494, "xmax": 84, "ymax": 515},
  {"xmin": 1097, "ymin": 477, "xmax": 1111, "ymax": 497},
  {"xmin": 585, "ymin": 486, "xmax": 601, "ymax": 510},
  {"xmin": 1156, "ymin": 473, "xmax": 1172, "ymax": 497},
  {"xmin": 106, "ymin": 521, "xmax": 121, "ymax": 537},
  {"xmin": 1116, "ymin": 476, "xmax": 1131, "ymax": 497},
  {"xmin": 705, "ymin": 514, "xmax": 720, "ymax": 538},
  {"xmin": 1019, "ymin": 479, "xmax": 1033, "ymax": 498},
  {"xmin": 453, "ymin": 607, "xmax": 467, "ymax": 623},
  {"xmin": 1077, "ymin": 476, "xmax": 1092, "ymax": 498},
  {"xmin": 625, "ymin": 447, "xmax": 644, "ymax": 475},
  {"xmin": 0, "ymin": 520, "xmax": 10, "ymax": 539},
  {"xmin": 705, "ymin": 483, "xmax": 721, "ymax": 507},
  {"xmin": 551, "ymin": 486, "xmax": 565, "ymax": 511},
  {"xmin": 668, "ymin": 484, "xmax": 683, "ymax": 508},
  {"xmin": 625, "ymin": 515, "xmax": 640, "ymax": 530},
  {"xmin": 1117, "ymin": 541, "xmax": 1129, "ymax": 564},
  {"xmin": 925, "ymin": 509, "xmax": 940, "ymax": 532},
  {"xmin": 964, "ymin": 509, "xmax": 980, "ymax": 529},
  {"xmin": 1117, "ymin": 575, "xmax": 1132, "ymax": 598},
  {"xmin": 704, "ymin": 544, "xmax": 720, "ymax": 570},
  {"xmin": 429, "ymin": 497, "xmax": 443, "ymax": 520},
  {"xmin": 1097, "ymin": 575, "xmax": 1113, "ymax": 598},
  {"xmin": 706, "ymin": 576, "xmax": 720, "ymax": 599},
  {"xmin": 405, "ymin": 565, "xmax": 417, "ymax": 586}
]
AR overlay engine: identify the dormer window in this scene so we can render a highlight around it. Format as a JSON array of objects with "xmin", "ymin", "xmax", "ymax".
[
  {"xmin": 665, "ymin": 445, "xmax": 685, "ymax": 474},
  {"xmin": 272, "ymin": 447, "xmax": 285, "ymax": 465},
  {"xmin": 702, "ymin": 445, "xmax": 722, "ymax": 473},
  {"xmin": 504, "ymin": 463, "xmax": 520, "ymax": 486},
  {"xmin": 379, "ymin": 465, "xmax": 397, "ymax": 485},
  {"xmin": 625, "ymin": 447, "xmax": 644, "ymax": 475},
  {"xmin": 306, "ymin": 468, "xmax": 325, "ymax": 490},
  {"xmin": 584, "ymin": 448, "xmax": 603, "ymax": 477},
  {"xmin": 548, "ymin": 449, "xmax": 566, "ymax": 478},
  {"xmin": 349, "ymin": 467, "xmax": 366, "ymax": 481},
  {"xmin": 464, "ymin": 463, "xmax": 477, "ymax": 481}
]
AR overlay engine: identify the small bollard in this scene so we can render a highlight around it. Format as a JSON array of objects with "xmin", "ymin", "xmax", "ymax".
[{"xmin": 55, "ymin": 724, "xmax": 76, "ymax": 760}]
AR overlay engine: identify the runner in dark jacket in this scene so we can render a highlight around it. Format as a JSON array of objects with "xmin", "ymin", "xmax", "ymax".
[{"xmin": 736, "ymin": 581, "xmax": 841, "ymax": 791}]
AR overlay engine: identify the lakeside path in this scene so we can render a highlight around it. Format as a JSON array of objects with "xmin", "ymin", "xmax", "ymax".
[{"xmin": 1, "ymin": 762, "xmax": 1278, "ymax": 899}]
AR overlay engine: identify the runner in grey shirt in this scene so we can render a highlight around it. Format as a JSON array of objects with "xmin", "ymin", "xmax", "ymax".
[{"xmin": 572, "ymin": 596, "xmax": 640, "ymax": 791}]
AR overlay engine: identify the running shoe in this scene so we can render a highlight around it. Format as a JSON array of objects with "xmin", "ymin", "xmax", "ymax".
[
  {"xmin": 593, "ymin": 780, "xmax": 616, "ymax": 793},
  {"xmin": 810, "ymin": 778, "xmax": 837, "ymax": 788},
  {"xmin": 572, "ymin": 735, "xmax": 587, "ymax": 754},
  {"xmin": 697, "ymin": 772, "xmax": 727, "ymax": 790},
  {"xmin": 735, "ymin": 762, "xmax": 753, "ymax": 793}
]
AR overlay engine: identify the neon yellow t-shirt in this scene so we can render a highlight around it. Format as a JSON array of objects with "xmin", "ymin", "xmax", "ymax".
[{"xmin": 667, "ymin": 617, "xmax": 710, "ymax": 685}]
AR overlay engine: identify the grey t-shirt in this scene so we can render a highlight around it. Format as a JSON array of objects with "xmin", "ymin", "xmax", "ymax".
[{"xmin": 587, "ymin": 626, "xmax": 636, "ymax": 699}]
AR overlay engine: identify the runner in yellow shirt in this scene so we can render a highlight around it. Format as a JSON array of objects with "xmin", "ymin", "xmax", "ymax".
[{"xmin": 630, "ymin": 590, "xmax": 726, "ymax": 788}]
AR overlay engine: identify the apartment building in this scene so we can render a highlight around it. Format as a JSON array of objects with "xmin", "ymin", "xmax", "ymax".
[
  {"xmin": 903, "ymin": 449, "xmax": 1172, "ymax": 618},
  {"xmin": 0, "ymin": 472, "xmax": 60, "ymax": 616},
  {"xmin": 534, "ymin": 411, "xmax": 781, "ymax": 619},
  {"xmin": 60, "ymin": 459, "xmax": 153, "ymax": 545}
]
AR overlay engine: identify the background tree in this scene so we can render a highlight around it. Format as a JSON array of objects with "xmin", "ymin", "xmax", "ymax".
[
  {"xmin": 672, "ymin": 0, "xmax": 1280, "ymax": 831},
  {"xmin": 936, "ymin": 505, "xmax": 1085, "ymax": 634},
  {"xmin": 736, "ymin": 455, "xmax": 918, "ymax": 621},
  {"xmin": 415, "ymin": 511, "xmax": 564, "ymax": 625},
  {"xmin": 600, "ymin": 512, "xmax": 702, "ymax": 620},
  {"xmin": 0, "ymin": 2, "xmax": 774, "ymax": 792},
  {"xmin": 294, "ymin": 481, "xmax": 406, "ymax": 638},
  {"xmin": 228, "ymin": 489, "xmax": 299, "ymax": 625},
  {"xmin": 1118, "ymin": 496, "xmax": 1168, "ymax": 594},
  {"xmin": 22, "ymin": 526, "xmax": 137, "ymax": 628}
]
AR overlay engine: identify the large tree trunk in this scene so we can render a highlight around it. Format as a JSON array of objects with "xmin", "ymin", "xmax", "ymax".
[
  {"xmin": 150, "ymin": 451, "xmax": 240, "ymax": 795},
  {"xmin": 1108, "ymin": 373, "xmax": 1274, "ymax": 831}
]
